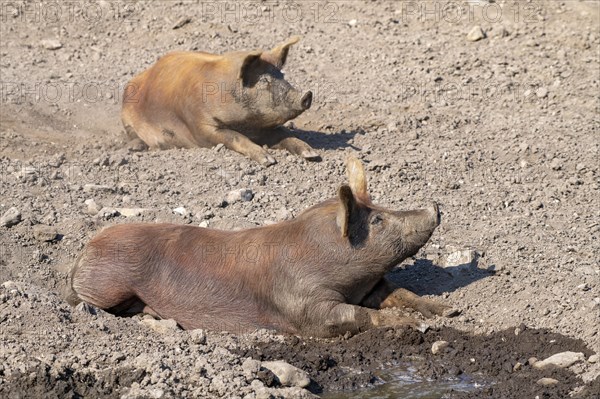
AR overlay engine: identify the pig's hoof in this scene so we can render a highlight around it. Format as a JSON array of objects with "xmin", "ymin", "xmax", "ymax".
[
  {"xmin": 259, "ymin": 154, "xmax": 277, "ymax": 167},
  {"xmin": 301, "ymin": 150, "xmax": 321, "ymax": 161},
  {"xmin": 443, "ymin": 308, "xmax": 461, "ymax": 318}
]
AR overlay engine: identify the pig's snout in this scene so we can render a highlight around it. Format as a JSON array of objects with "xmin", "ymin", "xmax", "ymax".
[
  {"xmin": 429, "ymin": 202, "xmax": 441, "ymax": 227},
  {"xmin": 301, "ymin": 91, "xmax": 313, "ymax": 110}
]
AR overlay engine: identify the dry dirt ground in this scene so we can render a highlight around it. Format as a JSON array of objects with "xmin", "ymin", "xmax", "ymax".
[{"xmin": 0, "ymin": 1, "xmax": 599, "ymax": 398}]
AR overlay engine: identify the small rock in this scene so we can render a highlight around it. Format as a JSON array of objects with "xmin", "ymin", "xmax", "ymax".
[
  {"xmin": 173, "ymin": 207, "xmax": 187, "ymax": 216},
  {"xmin": 513, "ymin": 362, "xmax": 522, "ymax": 371},
  {"xmin": 141, "ymin": 318, "xmax": 180, "ymax": 335},
  {"xmin": 225, "ymin": 188, "xmax": 254, "ymax": 204},
  {"xmin": 1, "ymin": 207, "xmax": 22, "ymax": 227},
  {"xmin": 41, "ymin": 39, "xmax": 62, "ymax": 50},
  {"xmin": 537, "ymin": 377, "xmax": 559, "ymax": 386},
  {"xmin": 467, "ymin": 26, "xmax": 486, "ymax": 42},
  {"xmin": 443, "ymin": 248, "xmax": 479, "ymax": 270},
  {"xmin": 33, "ymin": 225, "xmax": 59, "ymax": 242},
  {"xmin": 199, "ymin": 221, "xmax": 209, "ymax": 228},
  {"xmin": 431, "ymin": 340, "xmax": 449, "ymax": 355},
  {"xmin": 117, "ymin": 208, "xmax": 148, "ymax": 218},
  {"xmin": 367, "ymin": 158, "xmax": 390, "ymax": 171},
  {"xmin": 576, "ymin": 283, "xmax": 589, "ymax": 291},
  {"xmin": 75, "ymin": 302, "xmax": 100, "ymax": 315},
  {"xmin": 97, "ymin": 207, "xmax": 119, "ymax": 219},
  {"xmin": 242, "ymin": 358, "xmax": 261, "ymax": 374},
  {"xmin": 276, "ymin": 208, "xmax": 293, "ymax": 221},
  {"xmin": 261, "ymin": 360, "xmax": 311, "ymax": 388},
  {"xmin": 172, "ymin": 16, "xmax": 191, "ymax": 29},
  {"xmin": 536, "ymin": 87, "xmax": 549, "ymax": 99},
  {"xmin": 84, "ymin": 199, "xmax": 102, "ymax": 215},
  {"xmin": 533, "ymin": 351, "xmax": 585, "ymax": 370},
  {"xmin": 84, "ymin": 184, "xmax": 114, "ymax": 193},
  {"xmin": 189, "ymin": 329, "xmax": 206, "ymax": 345},
  {"xmin": 588, "ymin": 354, "xmax": 599, "ymax": 363},
  {"xmin": 348, "ymin": 19, "xmax": 357, "ymax": 27}
]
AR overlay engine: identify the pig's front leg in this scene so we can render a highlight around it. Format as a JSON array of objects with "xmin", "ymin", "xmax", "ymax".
[
  {"xmin": 314, "ymin": 302, "xmax": 425, "ymax": 337},
  {"xmin": 361, "ymin": 279, "xmax": 457, "ymax": 319},
  {"xmin": 257, "ymin": 126, "xmax": 320, "ymax": 161},
  {"xmin": 204, "ymin": 126, "xmax": 277, "ymax": 166}
]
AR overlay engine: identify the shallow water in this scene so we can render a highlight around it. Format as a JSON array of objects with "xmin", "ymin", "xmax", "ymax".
[{"xmin": 321, "ymin": 363, "xmax": 484, "ymax": 399}]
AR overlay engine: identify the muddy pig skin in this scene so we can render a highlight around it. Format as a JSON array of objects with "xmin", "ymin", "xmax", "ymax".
[
  {"xmin": 121, "ymin": 36, "xmax": 317, "ymax": 166},
  {"xmin": 67, "ymin": 158, "xmax": 449, "ymax": 337}
]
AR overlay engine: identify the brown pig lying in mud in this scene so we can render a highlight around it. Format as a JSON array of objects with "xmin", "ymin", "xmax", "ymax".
[
  {"xmin": 67, "ymin": 158, "xmax": 450, "ymax": 337},
  {"xmin": 121, "ymin": 36, "xmax": 317, "ymax": 166}
]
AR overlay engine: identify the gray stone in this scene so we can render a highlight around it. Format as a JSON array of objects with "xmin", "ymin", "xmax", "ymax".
[
  {"xmin": 242, "ymin": 358, "xmax": 261, "ymax": 374},
  {"xmin": 442, "ymin": 247, "xmax": 479, "ymax": 271},
  {"xmin": 225, "ymin": 188, "xmax": 254, "ymax": 204},
  {"xmin": 173, "ymin": 207, "xmax": 187, "ymax": 216},
  {"xmin": 41, "ymin": 39, "xmax": 62, "ymax": 50},
  {"xmin": 467, "ymin": 26, "xmax": 486, "ymax": 42},
  {"xmin": 1, "ymin": 207, "xmax": 22, "ymax": 227},
  {"xmin": 85, "ymin": 199, "xmax": 102, "ymax": 215},
  {"xmin": 536, "ymin": 377, "xmax": 559, "ymax": 386},
  {"xmin": 261, "ymin": 360, "xmax": 311, "ymax": 388},
  {"xmin": 83, "ymin": 184, "xmax": 114, "ymax": 193},
  {"xmin": 117, "ymin": 208, "xmax": 148, "ymax": 217},
  {"xmin": 431, "ymin": 340, "xmax": 449, "ymax": 355},
  {"xmin": 172, "ymin": 17, "xmax": 191, "ymax": 29},
  {"xmin": 536, "ymin": 87, "xmax": 549, "ymax": 99},
  {"xmin": 533, "ymin": 351, "xmax": 585, "ymax": 370},
  {"xmin": 33, "ymin": 225, "xmax": 59, "ymax": 242},
  {"xmin": 189, "ymin": 329, "xmax": 206, "ymax": 345},
  {"xmin": 588, "ymin": 354, "xmax": 599, "ymax": 363},
  {"xmin": 141, "ymin": 318, "xmax": 180, "ymax": 335}
]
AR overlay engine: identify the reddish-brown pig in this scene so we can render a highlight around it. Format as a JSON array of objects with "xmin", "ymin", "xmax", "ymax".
[
  {"xmin": 67, "ymin": 158, "xmax": 449, "ymax": 337},
  {"xmin": 121, "ymin": 36, "xmax": 317, "ymax": 166}
]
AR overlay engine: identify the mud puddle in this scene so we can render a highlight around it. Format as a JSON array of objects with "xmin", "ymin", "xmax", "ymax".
[
  {"xmin": 238, "ymin": 326, "xmax": 596, "ymax": 398},
  {"xmin": 321, "ymin": 361, "xmax": 484, "ymax": 399}
]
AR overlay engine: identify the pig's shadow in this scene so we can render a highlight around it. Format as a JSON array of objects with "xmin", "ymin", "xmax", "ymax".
[
  {"xmin": 290, "ymin": 127, "xmax": 363, "ymax": 151},
  {"xmin": 386, "ymin": 258, "xmax": 495, "ymax": 296}
]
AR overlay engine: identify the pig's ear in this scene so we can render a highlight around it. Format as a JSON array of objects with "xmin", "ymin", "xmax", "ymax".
[
  {"xmin": 337, "ymin": 185, "xmax": 356, "ymax": 238},
  {"xmin": 346, "ymin": 156, "xmax": 371, "ymax": 203},
  {"xmin": 238, "ymin": 51, "xmax": 263, "ymax": 82},
  {"xmin": 269, "ymin": 36, "xmax": 301, "ymax": 68}
]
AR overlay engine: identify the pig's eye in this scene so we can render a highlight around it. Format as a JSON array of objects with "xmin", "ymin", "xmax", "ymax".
[{"xmin": 370, "ymin": 214, "xmax": 383, "ymax": 226}]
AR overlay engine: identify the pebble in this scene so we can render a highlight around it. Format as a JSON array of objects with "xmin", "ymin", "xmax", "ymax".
[
  {"xmin": 536, "ymin": 87, "xmax": 549, "ymax": 99},
  {"xmin": 533, "ymin": 351, "xmax": 585, "ymax": 370},
  {"xmin": 141, "ymin": 318, "xmax": 180, "ymax": 335},
  {"xmin": 84, "ymin": 199, "xmax": 101, "ymax": 215},
  {"xmin": 348, "ymin": 19, "xmax": 357, "ymax": 27},
  {"xmin": 442, "ymin": 248, "xmax": 479, "ymax": 270},
  {"xmin": 172, "ymin": 17, "xmax": 191, "ymax": 29},
  {"xmin": 536, "ymin": 377, "xmax": 559, "ymax": 386},
  {"xmin": 199, "ymin": 221, "xmax": 209, "ymax": 228},
  {"xmin": 84, "ymin": 184, "xmax": 114, "ymax": 193},
  {"xmin": 467, "ymin": 26, "xmax": 486, "ymax": 42},
  {"xmin": 431, "ymin": 340, "xmax": 449, "ymax": 355},
  {"xmin": 32, "ymin": 225, "xmax": 59, "ymax": 242},
  {"xmin": 117, "ymin": 208, "xmax": 148, "ymax": 218},
  {"xmin": 261, "ymin": 360, "xmax": 311, "ymax": 388},
  {"xmin": 1, "ymin": 207, "xmax": 22, "ymax": 227},
  {"xmin": 225, "ymin": 189, "xmax": 254, "ymax": 204},
  {"xmin": 242, "ymin": 358, "xmax": 261, "ymax": 375},
  {"xmin": 173, "ymin": 207, "xmax": 188, "ymax": 216},
  {"xmin": 40, "ymin": 39, "xmax": 63, "ymax": 50},
  {"xmin": 189, "ymin": 329, "xmax": 206, "ymax": 345},
  {"xmin": 588, "ymin": 354, "xmax": 599, "ymax": 363}
]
